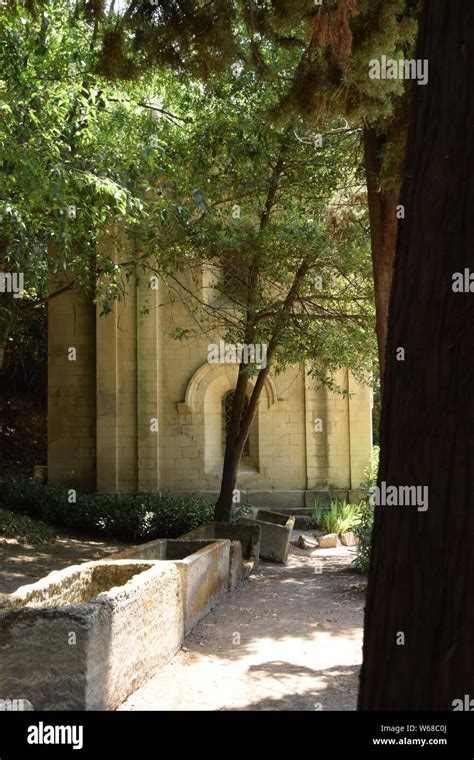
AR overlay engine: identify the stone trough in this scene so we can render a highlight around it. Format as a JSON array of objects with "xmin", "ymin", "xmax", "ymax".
[
  {"xmin": 111, "ymin": 539, "xmax": 230, "ymax": 634},
  {"xmin": 239, "ymin": 509, "xmax": 295, "ymax": 563},
  {"xmin": 0, "ymin": 560, "xmax": 183, "ymax": 711},
  {"xmin": 181, "ymin": 522, "xmax": 261, "ymax": 590}
]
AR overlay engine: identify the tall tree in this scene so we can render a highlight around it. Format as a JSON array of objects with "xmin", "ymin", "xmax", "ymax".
[
  {"xmin": 95, "ymin": 0, "xmax": 421, "ymax": 389},
  {"xmin": 358, "ymin": 0, "xmax": 474, "ymax": 709},
  {"xmin": 0, "ymin": 1, "xmax": 176, "ymax": 360},
  {"xmin": 137, "ymin": 77, "xmax": 375, "ymax": 521}
]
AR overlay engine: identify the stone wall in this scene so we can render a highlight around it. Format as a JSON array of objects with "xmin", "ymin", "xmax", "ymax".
[
  {"xmin": 48, "ymin": 261, "xmax": 373, "ymax": 501},
  {"xmin": 48, "ymin": 289, "xmax": 96, "ymax": 490}
]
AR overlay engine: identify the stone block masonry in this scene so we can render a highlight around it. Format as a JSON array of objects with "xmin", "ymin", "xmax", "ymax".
[
  {"xmin": 240, "ymin": 510, "xmax": 295, "ymax": 563},
  {"xmin": 47, "ymin": 262, "xmax": 373, "ymax": 500}
]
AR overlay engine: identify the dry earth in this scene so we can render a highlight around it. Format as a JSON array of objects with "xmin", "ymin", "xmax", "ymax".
[
  {"xmin": 0, "ymin": 534, "xmax": 125, "ymax": 594},
  {"xmin": 0, "ymin": 530, "xmax": 366, "ymax": 710},
  {"xmin": 119, "ymin": 533, "xmax": 366, "ymax": 711}
]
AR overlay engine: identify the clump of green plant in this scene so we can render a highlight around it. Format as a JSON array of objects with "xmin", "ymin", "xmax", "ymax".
[
  {"xmin": 312, "ymin": 500, "xmax": 362, "ymax": 535},
  {"xmin": 0, "ymin": 506, "xmax": 56, "ymax": 544},
  {"xmin": 312, "ymin": 504, "xmax": 326, "ymax": 530},
  {"xmin": 353, "ymin": 446, "xmax": 380, "ymax": 573}
]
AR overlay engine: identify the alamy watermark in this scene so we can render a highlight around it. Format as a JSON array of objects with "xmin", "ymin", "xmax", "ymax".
[
  {"xmin": 207, "ymin": 340, "xmax": 267, "ymax": 369},
  {"xmin": 0, "ymin": 272, "xmax": 24, "ymax": 298},
  {"xmin": 452, "ymin": 269, "xmax": 474, "ymax": 292},
  {"xmin": 453, "ymin": 695, "xmax": 474, "ymax": 711},
  {"xmin": 27, "ymin": 721, "xmax": 83, "ymax": 750},
  {"xmin": 369, "ymin": 55, "xmax": 429, "ymax": 86},
  {"xmin": 368, "ymin": 481, "xmax": 429, "ymax": 512}
]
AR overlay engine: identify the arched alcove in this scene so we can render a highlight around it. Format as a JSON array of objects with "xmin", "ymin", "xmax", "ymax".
[{"xmin": 179, "ymin": 363, "xmax": 278, "ymax": 475}]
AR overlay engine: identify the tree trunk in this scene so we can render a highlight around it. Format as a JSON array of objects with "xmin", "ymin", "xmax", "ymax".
[
  {"xmin": 358, "ymin": 0, "xmax": 474, "ymax": 710},
  {"xmin": 214, "ymin": 258, "xmax": 311, "ymax": 522},
  {"xmin": 213, "ymin": 359, "xmax": 273, "ymax": 522},
  {"xmin": 213, "ymin": 350, "xmax": 275, "ymax": 521},
  {"xmin": 214, "ymin": 367, "xmax": 249, "ymax": 522},
  {"xmin": 213, "ymin": 450, "xmax": 240, "ymax": 523},
  {"xmin": 363, "ymin": 125, "xmax": 400, "ymax": 392}
]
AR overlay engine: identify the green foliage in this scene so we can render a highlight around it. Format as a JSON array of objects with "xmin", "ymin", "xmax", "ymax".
[
  {"xmin": 95, "ymin": 0, "xmax": 419, "ymax": 188},
  {"xmin": 353, "ymin": 445, "xmax": 379, "ymax": 572},
  {"xmin": 352, "ymin": 498, "xmax": 373, "ymax": 573},
  {"xmin": 0, "ymin": 479, "xmax": 249, "ymax": 540},
  {"xmin": 135, "ymin": 71, "xmax": 376, "ymax": 386},
  {"xmin": 312, "ymin": 499, "xmax": 362, "ymax": 534},
  {"xmin": 1, "ymin": 1, "xmax": 376, "ymax": 388},
  {"xmin": 0, "ymin": 1, "xmax": 172, "ymax": 321},
  {"xmin": 0, "ymin": 505, "xmax": 56, "ymax": 544},
  {"xmin": 312, "ymin": 504, "xmax": 326, "ymax": 529}
]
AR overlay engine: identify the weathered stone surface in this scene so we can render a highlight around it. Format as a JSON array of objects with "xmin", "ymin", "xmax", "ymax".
[
  {"xmin": 239, "ymin": 510, "xmax": 295, "ymax": 563},
  {"xmin": 32, "ymin": 465, "xmax": 47, "ymax": 483},
  {"xmin": 317, "ymin": 533, "xmax": 340, "ymax": 548},
  {"xmin": 0, "ymin": 560, "xmax": 184, "ymax": 710},
  {"xmin": 181, "ymin": 522, "xmax": 261, "ymax": 587},
  {"xmin": 298, "ymin": 535, "xmax": 318, "ymax": 550},
  {"xmin": 228, "ymin": 541, "xmax": 243, "ymax": 590},
  {"xmin": 340, "ymin": 531, "xmax": 359, "ymax": 547},
  {"xmin": 110, "ymin": 538, "xmax": 230, "ymax": 635}
]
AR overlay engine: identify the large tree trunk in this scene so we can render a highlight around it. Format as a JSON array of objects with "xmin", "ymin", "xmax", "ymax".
[
  {"xmin": 358, "ymin": 0, "xmax": 474, "ymax": 710},
  {"xmin": 363, "ymin": 126, "xmax": 400, "ymax": 392}
]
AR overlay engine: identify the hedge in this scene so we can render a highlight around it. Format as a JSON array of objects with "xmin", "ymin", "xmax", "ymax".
[{"xmin": 0, "ymin": 479, "xmax": 249, "ymax": 541}]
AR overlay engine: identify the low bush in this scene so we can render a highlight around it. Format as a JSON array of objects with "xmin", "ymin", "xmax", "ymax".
[
  {"xmin": 0, "ymin": 479, "xmax": 249, "ymax": 541},
  {"xmin": 312, "ymin": 500, "xmax": 362, "ymax": 535}
]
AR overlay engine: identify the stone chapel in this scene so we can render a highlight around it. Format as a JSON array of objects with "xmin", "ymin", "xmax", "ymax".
[{"xmin": 47, "ymin": 237, "xmax": 373, "ymax": 509}]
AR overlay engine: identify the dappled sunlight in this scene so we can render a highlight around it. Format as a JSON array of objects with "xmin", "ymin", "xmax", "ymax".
[
  {"xmin": 119, "ymin": 539, "xmax": 365, "ymax": 711},
  {"xmin": 0, "ymin": 535, "xmax": 127, "ymax": 594}
]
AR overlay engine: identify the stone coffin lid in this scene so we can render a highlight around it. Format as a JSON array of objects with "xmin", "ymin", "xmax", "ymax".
[{"xmin": 255, "ymin": 509, "xmax": 295, "ymax": 528}]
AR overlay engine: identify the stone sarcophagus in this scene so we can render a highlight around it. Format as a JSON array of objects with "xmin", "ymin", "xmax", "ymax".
[
  {"xmin": 110, "ymin": 538, "xmax": 230, "ymax": 634},
  {"xmin": 181, "ymin": 522, "xmax": 261, "ymax": 589},
  {"xmin": 239, "ymin": 510, "xmax": 295, "ymax": 563},
  {"xmin": 0, "ymin": 560, "xmax": 183, "ymax": 711}
]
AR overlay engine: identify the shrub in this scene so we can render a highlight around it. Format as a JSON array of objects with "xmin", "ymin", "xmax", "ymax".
[
  {"xmin": 0, "ymin": 479, "xmax": 250, "ymax": 541},
  {"xmin": 352, "ymin": 499, "xmax": 373, "ymax": 573},
  {"xmin": 0, "ymin": 506, "xmax": 56, "ymax": 544},
  {"xmin": 312, "ymin": 500, "xmax": 362, "ymax": 534},
  {"xmin": 353, "ymin": 445, "xmax": 380, "ymax": 573},
  {"xmin": 312, "ymin": 504, "xmax": 326, "ymax": 530}
]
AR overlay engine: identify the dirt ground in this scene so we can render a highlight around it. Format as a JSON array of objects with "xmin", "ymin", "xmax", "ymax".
[
  {"xmin": 0, "ymin": 530, "xmax": 366, "ymax": 710},
  {"xmin": 0, "ymin": 534, "xmax": 125, "ymax": 594},
  {"xmin": 119, "ymin": 532, "xmax": 366, "ymax": 711}
]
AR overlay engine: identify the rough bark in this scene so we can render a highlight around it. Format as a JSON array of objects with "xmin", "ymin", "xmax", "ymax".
[
  {"xmin": 358, "ymin": 0, "xmax": 474, "ymax": 710},
  {"xmin": 363, "ymin": 126, "xmax": 400, "ymax": 391},
  {"xmin": 214, "ymin": 367, "xmax": 249, "ymax": 522}
]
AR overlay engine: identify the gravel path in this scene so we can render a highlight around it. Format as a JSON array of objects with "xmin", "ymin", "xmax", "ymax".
[{"xmin": 119, "ymin": 535, "xmax": 366, "ymax": 711}]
